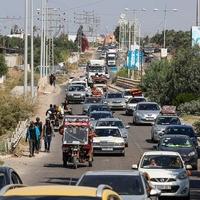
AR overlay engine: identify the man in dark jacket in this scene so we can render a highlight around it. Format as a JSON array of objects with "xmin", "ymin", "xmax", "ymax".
[
  {"xmin": 26, "ymin": 121, "xmax": 40, "ymax": 157},
  {"xmin": 42, "ymin": 119, "xmax": 54, "ymax": 152}
]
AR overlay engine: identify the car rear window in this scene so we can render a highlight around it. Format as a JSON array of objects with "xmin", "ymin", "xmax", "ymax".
[
  {"xmin": 78, "ymin": 175, "xmax": 144, "ymax": 195},
  {"xmin": 95, "ymin": 129, "xmax": 121, "ymax": 137},
  {"xmin": 90, "ymin": 113, "xmax": 112, "ymax": 120},
  {"xmin": 107, "ymin": 93, "xmax": 122, "ymax": 98},
  {"xmin": 96, "ymin": 121, "xmax": 124, "ymax": 128},
  {"xmin": 129, "ymin": 98, "xmax": 146, "ymax": 104}
]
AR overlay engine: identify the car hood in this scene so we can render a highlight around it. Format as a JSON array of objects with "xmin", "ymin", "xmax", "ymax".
[
  {"xmin": 139, "ymin": 168, "xmax": 184, "ymax": 179},
  {"xmin": 93, "ymin": 136, "xmax": 124, "ymax": 143},
  {"xmin": 121, "ymin": 195, "xmax": 146, "ymax": 200}
]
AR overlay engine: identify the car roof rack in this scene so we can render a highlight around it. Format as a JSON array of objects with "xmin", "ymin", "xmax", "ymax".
[
  {"xmin": 96, "ymin": 184, "xmax": 113, "ymax": 197},
  {"xmin": 0, "ymin": 184, "xmax": 27, "ymax": 195}
]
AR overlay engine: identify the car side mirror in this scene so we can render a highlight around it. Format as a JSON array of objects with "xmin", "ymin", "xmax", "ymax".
[
  {"xmin": 131, "ymin": 164, "xmax": 138, "ymax": 169},
  {"xmin": 185, "ymin": 165, "xmax": 192, "ymax": 170},
  {"xmin": 125, "ymin": 125, "xmax": 130, "ymax": 129},
  {"xmin": 150, "ymin": 188, "xmax": 161, "ymax": 197}
]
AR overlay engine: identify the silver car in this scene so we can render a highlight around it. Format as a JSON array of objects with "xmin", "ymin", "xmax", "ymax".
[
  {"xmin": 133, "ymin": 102, "xmax": 160, "ymax": 125},
  {"xmin": 77, "ymin": 170, "xmax": 161, "ymax": 200},
  {"xmin": 122, "ymin": 89, "xmax": 133, "ymax": 103},
  {"xmin": 82, "ymin": 97, "xmax": 103, "ymax": 114},
  {"xmin": 125, "ymin": 97, "xmax": 146, "ymax": 115},
  {"xmin": 104, "ymin": 92, "xmax": 126, "ymax": 110},
  {"xmin": 151, "ymin": 115, "xmax": 181, "ymax": 142},
  {"xmin": 65, "ymin": 84, "xmax": 87, "ymax": 103},
  {"xmin": 95, "ymin": 118, "xmax": 130, "ymax": 147}
]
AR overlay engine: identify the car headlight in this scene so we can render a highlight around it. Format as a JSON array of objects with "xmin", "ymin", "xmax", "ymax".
[
  {"xmin": 115, "ymin": 142, "xmax": 124, "ymax": 146},
  {"xmin": 177, "ymin": 171, "xmax": 188, "ymax": 180},
  {"xmin": 81, "ymin": 93, "xmax": 85, "ymax": 96},
  {"xmin": 136, "ymin": 113, "xmax": 143, "ymax": 117},
  {"xmin": 188, "ymin": 151, "xmax": 196, "ymax": 157}
]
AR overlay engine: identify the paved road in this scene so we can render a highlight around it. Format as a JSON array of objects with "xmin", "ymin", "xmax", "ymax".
[{"xmin": 16, "ymin": 88, "xmax": 200, "ymax": 199}]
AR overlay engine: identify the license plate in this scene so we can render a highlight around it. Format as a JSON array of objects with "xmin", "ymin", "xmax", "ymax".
[
  {"xmin": 146, "ymin": 117, "xmax": 154, "ymax": 121},
  {"xmin": 156, "ymin": 185, "xmax": 171, "ymax": 190},
  {"xmin": 74, "ymin": 96, "xmax": 80, "ymax": 98},
  {"xmin": 102, "ymin": 147, "xmax": 113, "ymax": 151}
]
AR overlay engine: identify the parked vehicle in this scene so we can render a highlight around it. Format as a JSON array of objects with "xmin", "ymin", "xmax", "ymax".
[
  {"xmin": 132, "ymin": 102, "xmax": 160, "ymax": 125},
  {"xmin": 125, "ymin": 97, "xmax": 146, "ymax": 115},
  {"xmin": 151, "ymin": 115, "xmax": 181, "ymax": 142},
  {"xmin": 156, "ymin": 135, "xmax": 198, "ymax": 170},
  {"xmin": 132, "ymin": 151, "xmax": 191, "ymax": 199},
  {"xmin": 0, "ymin": 167, "xmax": 22, "ymax": 189},
  {"xmin": 104, "ymin": 92, "xmax": 126, "ymax": 110},
  {"xmin": 93, "ymin": 127, "xmax": 125, "ymax": 155},
  {"xmin": 77, "ymin": 170, "xmax": 161, "ymax": 200},
  {"xmin": 95, "ymin": 118, "xmax": 129, "ymax": 147},
  {"xmin": 62, "ymin": 116, "xmax": 93, "ymax": 168}
]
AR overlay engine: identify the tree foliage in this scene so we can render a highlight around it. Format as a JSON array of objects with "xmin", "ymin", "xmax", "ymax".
[
  {"xmin": 0, "ymin": 54, "xmax": 8, "ymax": 76},
  {"xmin": 141, "ymin": 46, "xmax": 200, "ymax": 106}
]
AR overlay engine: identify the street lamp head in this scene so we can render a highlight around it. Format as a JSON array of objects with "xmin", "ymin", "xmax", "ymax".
[
  {"xmin": 154, "ymin": 8, "xmax": 159, "ymax": 11},
  {"xmin": 172, "ymin": 9, "xmax": 178, "ymax": 12},
  {"xmin": 124, "ymin": 8, "xmax": 130, "ymax": 11},
  {"xmin": 142, "ymin": 8, "xmax": 147, "ymax": 11}
]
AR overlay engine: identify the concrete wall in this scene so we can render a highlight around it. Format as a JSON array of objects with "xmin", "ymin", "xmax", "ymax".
[{"xmin": 5, "ymin": 54, "xmax": 23, "ymax": 68}]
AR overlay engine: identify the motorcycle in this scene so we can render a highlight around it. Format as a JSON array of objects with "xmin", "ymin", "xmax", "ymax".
[{"xmin": 62, "ymin": 115, "xmax": 93, "ymax": 169}]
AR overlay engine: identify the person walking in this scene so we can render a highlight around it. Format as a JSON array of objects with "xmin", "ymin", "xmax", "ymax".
[
  {"xmin": 26, "ymin": 121, "xmax": 40, "ymax": 157},
  {"xmin": 34, "ymin": 117, "xmax": 43, "ymax": 153},
  {"xmin": 42, "ymin": 119, "xmax": 54, "ymax": 152}
]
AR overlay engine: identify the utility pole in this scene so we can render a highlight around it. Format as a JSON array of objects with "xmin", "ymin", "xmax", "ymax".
[
  {"xmin": 197, "ymin": 0, "xmax": 200, "ymax": 26},
  {"xmin": 30, "ymin": 0, "xmax": 34, "ymax": 98},
  {"xmin": 24, "ymin": 0, "xmax": 28, "ymax": 96}
]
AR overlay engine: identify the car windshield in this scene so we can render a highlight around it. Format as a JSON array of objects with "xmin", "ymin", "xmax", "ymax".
[
  {"xmin": 107, "ymin": 93, "xmax": 122, "ymax": 98},
  {"xmin": 85, "ymin": 98, "xmax": 102, "ymax": 104},
  {"xmin": 72, "ymin": 82, "xmax": 86, "ymax": 87},
  {"xmin": 89, "ymin": 105, "xmax": 110, "ymax": 112},
  {"xmin": 89, "ymin": 66, "xmax": 104, "ymax": 72},
  {"xmin": 78, "ymin": 175, "xmax": 144, "ymax": 195},
  {"xmin": 90, "ymin": 113, "xmax": 112, "ymax": 120},
  {"xmin": 138, "ymin": 104, "xmax": 159, "ymax": 111},
  {"xmin": 0, "ymin": 173, "xmax": 6, "ymax": 189},
  {"xmin": 156, "ymin": 117, "xmax": 181, "ymax": 125},
  {"xmin": 165, "ymin": 127, "xmax": 196, "ymax": 138},
  {"xmin": 95, "ymin": 129, "xmax": 121, "ymax": 137},
  {"xmin": 141, "ymin": 155, "xmax": 183, "ymax": 169},
  {"xmin": 129, "ymin": 98, "xmax": 146, "ymax": 104},
  {"xmin": 68, "ymin": 86, "xmax": 85, "ymax": 92},
  {"xmin": 1, "ymin": 197, "xmax": 100, "ymax": 200},
  {"xmin": 96, "ymin": 121, "xmax": 124, "ymax": 128},
  {"xmin": 160, "ymin": 137, "xmax": 193, "ymax": 148}
]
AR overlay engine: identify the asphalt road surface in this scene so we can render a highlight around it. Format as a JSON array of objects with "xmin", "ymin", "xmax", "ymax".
[{"xmin": 19, "ymin": 86, "xmax": 200, "ymax": 199}]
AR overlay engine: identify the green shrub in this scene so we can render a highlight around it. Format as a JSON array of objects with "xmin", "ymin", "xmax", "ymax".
[
  {"xmin": 178, "ymin": 99, "xmax": 200, "ymax": 115},
  {"xmin": 193, "ymin": 121, "xmax": 200, "ymax": 136},
  {"xmin": 0, "ymin": 94, "xmax": 34, "ymax": 136},
  {"xmin": 116, "ymin": 67, "xmax": 128, "ymax": 78},
  {"xmin": 172, "ymin": 93, "xmax": 198, "ymax": 106}
]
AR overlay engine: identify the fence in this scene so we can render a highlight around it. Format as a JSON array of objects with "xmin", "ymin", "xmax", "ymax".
[
  {"xmin": 115, "ymin": 76, "xmax": 141, "ymax": 89},
  {"xmin": 6, "ymin": 119, "xmax": 29, "ymax": 153}
]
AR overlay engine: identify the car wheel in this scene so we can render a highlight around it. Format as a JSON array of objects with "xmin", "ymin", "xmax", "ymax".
[
  {"xmin": 151, "ymin": 134, "xmax": 155, "ymax": 142},
  {"xmin": 88, "ymin": 161, "xmax": 93, "ymax": 167},
  {"xmin": 193, "ymin": 164, "xmax": 198, "ymax": 170},
  {"xmin": 121, "ymin": 150, "xmax": 125, "ymax": 157},
  {"xmin": 125, "ymin": 143, "xmax": 128, "ymax": 147}
]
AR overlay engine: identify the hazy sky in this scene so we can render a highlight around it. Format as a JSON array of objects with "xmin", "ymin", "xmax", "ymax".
[{"xmin": 0, "ymin": 0, "xmax": 197, "ymax": 36}]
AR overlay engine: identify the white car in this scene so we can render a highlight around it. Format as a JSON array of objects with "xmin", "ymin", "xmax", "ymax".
[
  {"xmin": 125, "ymin": 97, "xmax": 146, "ymax": 115},
  {"xmin": 132, "ymin": 151, "xmax": 191, "ymax": 199},
  {"xmin": 71, "ymin": 80, "xmax": 91, "ymax": 96},
  {"xmin": 93, "ymin": 127, "xmax": 125, "ymax": 156}
]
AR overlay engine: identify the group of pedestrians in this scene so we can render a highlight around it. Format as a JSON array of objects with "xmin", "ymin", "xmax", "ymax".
[{"xmin": 26, "ymin": 116, "xmax": 54, "ymax": 157}]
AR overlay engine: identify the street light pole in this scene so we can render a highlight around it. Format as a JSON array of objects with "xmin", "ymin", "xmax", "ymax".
[
  {"xmin": 30, "ymin": 0, "xmax": 34, "ymax": 98},
  {"xmin": 154, "ymin": 7, "xmax": 178, "ymax": 48},
  {"xmin": 24, "ymin": 0, "xmax": 28, "ymax": 96},
  {"xmin": 197, "ymin": 0, "xmax": 200, "ymax": 26}
]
